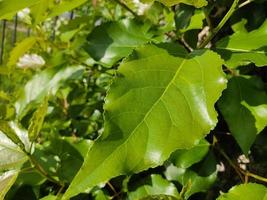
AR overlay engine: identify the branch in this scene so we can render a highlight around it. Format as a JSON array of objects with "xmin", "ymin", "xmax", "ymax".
[
  {"xmin": 112, "ymin": 0, "xmax": 138, "ymax": 17},
  {"xmin": 198, "ymin": 0, "xmax": 240, "ymax": 48}
]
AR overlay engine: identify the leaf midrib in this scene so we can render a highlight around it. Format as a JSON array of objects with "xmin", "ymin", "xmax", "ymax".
[{"xmin": 70, "ymin": 54, "xmax": 189, "ymax": 192}]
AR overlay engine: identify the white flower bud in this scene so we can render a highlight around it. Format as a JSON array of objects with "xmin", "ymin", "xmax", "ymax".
[{"xmin": 17, "ymin": 54, "xmax": 45, "ymax": 69}]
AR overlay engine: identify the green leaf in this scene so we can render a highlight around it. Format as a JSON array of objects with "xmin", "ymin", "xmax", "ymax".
[
  {"xmin": 0, "ymin": 170, "xmax": 19, "ymax": 200},
  {"xmin": 7, "ymin": 37, "xmax": 37, "ymax": 67},
  {"xmin": 0, "ymin": 0, "xmax": 40, "ymax": 20},
  {"xmin": 84, "ymin": 19, "xmax": 155, "ymax": 67},
  {"xmin": 128, "ymin": 174, "xmax": 180, "ymax": 200},
  {"xmin": 141, "ymin": 195, "xmax": 181, "ymax": 200},
  {"xmin": 218, "ymin": 76, "xmax": 267, "ymax": 153},
  {"xmin": 170, "ymin": 139, "xmax": 209, "ymax": 168},
  {"xmin": 39, "ymin": 195, "xmax": 57, "ymax": 200},
  {"xmin": 15, "ymin": 65, "xmax": 84, "ymax": 118},
  {"xmin": 28, "ymin": 97, "xmax": 48, "ymax": 142},
  {"xmin": 63, "ymin": 44, "xmax": 226, "ymax": 199},
  {"xmin": 217, "ymin": 183, "xmax": 267, "ymax": 200},
  {"xmin": 0, "ymin": 131, "xmax": 28, "ymax": 171},
  {"xmin": 216, "ymin": 20, "xmax": 267, "ymax": 68},
  {"xmin": 141, "ymin": 0, "xmax": 207, "ymax": 8},
  {"xmin": 166, "ymin": 165, "xmax": 217, "ymax": 199},
  {"xmin": 175, "ymin": 6, "xmax": 205, "ymax": 33},
  {"xmin": 30, "ymin": 0, "xmax": 87, "ymax": 24},
  {"xmin": 0, "ymin": 121, "xmax": 25, "ymax": 150}
]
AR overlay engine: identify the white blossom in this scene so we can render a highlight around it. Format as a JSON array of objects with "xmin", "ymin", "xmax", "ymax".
[
  {"xmin": 17, "ymin": 54, "xmax": 45, "ymax": 69},
  {"xmin": 17, "ymin": 8, "xmax": 31, "ymax": 24},
  {"xmin": 132, "ymin": 0, "xmax": 150, "ymax": 15}
]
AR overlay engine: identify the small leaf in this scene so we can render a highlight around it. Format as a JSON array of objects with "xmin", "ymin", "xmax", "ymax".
[
  {"xmin": 28, "ymin": 96, "xmax": 48, "ymax": 142},
  {"xmin": 216, "ymin": 20, "xmax": 267, "ymax": 68},
  {"xmin": 7, "ymin": 37, "xmax": 37, "ymax": 67},
  {"xmin": 128, "ymin": 174, "xmax": 180, "ymax": 200},
  {"xmin": 84, "ymin": 19, "xmax": 155, "ymax": 67},
  {"xmin": 170, "ymin": 139, "xmax": 209, "ymax": 169},
  {"xmin": 63, "ymin": 44, "xmax": 226, "ymax": 199},
  {"xmin": 217, "ymin": 183, "xmax": 267, "ymax": 200},
  {"xmin": 0, "ymin": 170, "xmax": 19, "ymax": 200},
  {"xmin": 218, "ymin": 76, "xmax": 267, "ymax": 153}
]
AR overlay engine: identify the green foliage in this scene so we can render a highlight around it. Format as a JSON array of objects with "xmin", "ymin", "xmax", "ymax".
[
  {"xmin": 0, "ymin": 0, "xmax": 267, "ymax": 199},
  {"xmin": 63, "ymin": 44, "xmax": 226, "ymax": 199},
  {"xmin": 217, "ymin": 183, "xmax": 267, "ymax": 200},
  {"xmin": 216, "ymin": 20, "xmax": 267, "ymax": 68},
  {"xmin": 218, "ymin": 76, "xmax": 267, "ymax": 153}
]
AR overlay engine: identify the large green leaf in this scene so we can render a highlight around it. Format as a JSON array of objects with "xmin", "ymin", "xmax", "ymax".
[
  {"xmin": 141, "ymin": 0, "xmax": 207, "ymax": 8},
  {"xmin": 218, "ymin": 76, "xmax": 267, "ymax": 153},
  {"xmin": 217, "ymin": 183, "xmax": 267, "ymax": 200},
  {"xmin": 84, "ymin": 19, "xmax": 155, "ymax": 67},
  {"xmin": 0, "ymin": 0, "xmax": 40, "ymax": 20},
  {"xmin": 62, "ymin": 44, "xmax": 226, "ymax": 199},
  {"xmin": 15, "ymin": 65, "xmax": 84, "ymax": 118},
  {"xmin": 216, "ymin": 20, "xmax": 267, "ymax": 68},
  {"xmin": 0, "ymin": 170, "xmax": 19, "ymax": 200},
  {"xmin": 128, "ymin": 174, "xmax": 180, "ymax": 200}
]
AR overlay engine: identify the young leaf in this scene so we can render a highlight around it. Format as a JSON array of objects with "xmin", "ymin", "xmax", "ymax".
[
  {"xmin": 84, "ymin": 19, "xmax": 155, "ymax": 67},
  {"xmin": 63, "ymin": 44, "xmax": 227, "ymax": 199},
  {"xmin": 128, "ymin": 174, "xmax": 180, "ymax": 200},
  {"xmin": 15, "ymin": 65, "xmax": 84, "ymax": 118},
  {"xmin": 217, "ymin": 183, "xmax": 267, "ymax": 200},
  {"xmin": 216, "ymin": 20, "xmax": 267, "ymax": 68},
  {"xmin": 0, "ymin": 170, "xmax": 19, "ymax": 200},
  {"xmin": 28, "ymin": 97, "xmax": 48, "ymax": 142},
  {"xmin": 218, "ymin": 76, "xmax": 267, "ymax": 153}
]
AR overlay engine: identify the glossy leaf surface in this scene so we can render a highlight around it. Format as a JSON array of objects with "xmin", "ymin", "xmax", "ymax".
[
  {"xmin": 0, "ymin": 123, "xmax": 29, "ymax": 170},
  {"xmin": 217, "ymin": 183, "xmax": 267, "ymax": 200},
  {"xmin": 0, "ymin": 170, "xmax": 19, "ymax": 200},
  {"xmin": 63, "ymin": 44, "xmax": 226, "ymax": 199}
]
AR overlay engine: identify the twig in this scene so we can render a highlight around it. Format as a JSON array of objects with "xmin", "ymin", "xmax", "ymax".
[
  {"xmin": 112, "ymin": 0, "xmax": 138, "ymax": 17},
  {"xmin": 238, "ymin": 0, "xmax": 253, "ymax": 8},
  {"xmin": 28, "ymin": 154, "xmax": 64, "ymax": 187},
  {"xmin": 214, "ymin": 138, "xmax": 267, "ymax": 184},
  {"xmin": 198, "ymin": 0, "xmax": 240, "ymax": 48}
]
